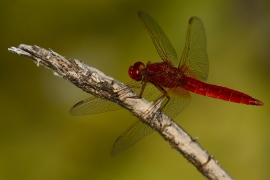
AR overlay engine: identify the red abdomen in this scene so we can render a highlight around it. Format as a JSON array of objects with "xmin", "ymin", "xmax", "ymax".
[{"xmin": 182, "ymin": 76, "xmax": 263, "ymax": 105}]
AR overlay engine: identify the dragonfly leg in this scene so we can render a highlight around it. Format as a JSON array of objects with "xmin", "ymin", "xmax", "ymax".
[
  {"xmin": 123, "ymin": 81, "xmax": 148, "ymax": 101},
  {"xmin": 139, "ymin": 84, "xmax": 170, "ymax": 126},
  {"xmin": 154, "ymin": 84, "xmax": 170, "ymax": 112}
]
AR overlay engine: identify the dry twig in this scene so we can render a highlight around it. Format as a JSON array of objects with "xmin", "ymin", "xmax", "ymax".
[{"xmin": 8, "ymin": 44, "xmax": 233, "ymax": 180}]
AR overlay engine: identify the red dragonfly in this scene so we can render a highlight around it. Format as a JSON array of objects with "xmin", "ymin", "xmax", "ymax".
[{"xmin": 70, "ymin": 11, "xmax": 263, "ymax": 155}]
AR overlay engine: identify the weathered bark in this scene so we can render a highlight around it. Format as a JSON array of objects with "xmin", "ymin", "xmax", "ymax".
[{"xmin": 8, "ymin": 44, "xmax": 233, "ymax": 180}]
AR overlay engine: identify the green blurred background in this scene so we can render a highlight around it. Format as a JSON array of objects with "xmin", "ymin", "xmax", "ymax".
[{"xmin": 1, "ymin": 0, "xmax": 269, "ymax": 179}]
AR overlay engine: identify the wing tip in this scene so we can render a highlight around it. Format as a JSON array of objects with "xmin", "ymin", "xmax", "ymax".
[
  {"xmin": 189, "ymin": 17, "xmax": 194, "ymax": 24},
  {"xmin": 188, "ymin": 16, "xmax": 201, "ymax": 24},
  {"xmin": 138, "ymin": 10, "xmax": 145, "ymax": 18}
]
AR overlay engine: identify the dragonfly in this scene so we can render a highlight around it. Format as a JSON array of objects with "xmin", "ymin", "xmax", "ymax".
[{"xmin": 70, "ymin": 11, "xmax": 263, "ymax": 156}]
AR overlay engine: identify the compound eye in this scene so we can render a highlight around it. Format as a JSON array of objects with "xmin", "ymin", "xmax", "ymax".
[{"xmin": 128, "ymin": 62, "xmax": 145, "ymax": 81}]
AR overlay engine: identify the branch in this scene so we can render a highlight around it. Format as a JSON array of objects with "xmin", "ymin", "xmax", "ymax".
[{"xmin": 8, "ymin": 44, "xmax": 233, "ymax": 180}]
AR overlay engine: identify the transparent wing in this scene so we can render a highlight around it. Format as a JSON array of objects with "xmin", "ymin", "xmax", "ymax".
[
  {"xmin": 111, "ymin": 120, "xmax": 154, "ymax": 156},
  {"xmin": 70, "ymin": 96, "xmax": 122, "ymax": 116},
  {"xmin": 70, "ymin": 81, "xmax": 158, "ymax": 116},
  {"xmin": 125, "ymin": 80, "xmax": 158, "ymax": 98},
  {"xmin": 138, "ymin": 11, "xmax": 178, "ymax": 66},
  {"xmin": 111, "ymin": 86, "xmax": 191, "ymax": 155},
  {"xmin": 69, "ymin": 80, "xmax": 159, "ymax": 155},
  {"xmin": 179, "ymin": 17, "xmax": 209, "ymax": 82},
  {"xmin": 162, "ymin": 87, "xmax": 191, "ymax": 119}
]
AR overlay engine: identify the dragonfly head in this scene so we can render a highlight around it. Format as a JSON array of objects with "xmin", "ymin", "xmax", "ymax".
[{"xmin": 128, "ymin": 62, "xmax": 145, "ymax": 81}]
